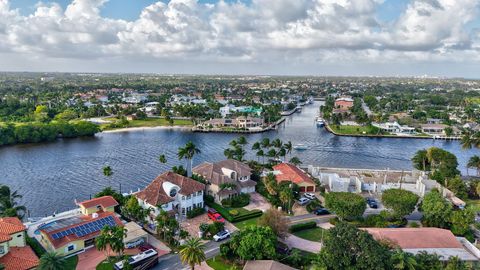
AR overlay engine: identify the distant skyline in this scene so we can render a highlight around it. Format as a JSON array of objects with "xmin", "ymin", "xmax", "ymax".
[{"xmin": 1, "ymin": 0, "xmax": 479, "ymax": 77}]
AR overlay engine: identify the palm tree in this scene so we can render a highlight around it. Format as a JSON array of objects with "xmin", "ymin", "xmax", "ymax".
[
  {"xmin": 256, "ymin": 149, "xmax": 264, "ymax": 164},
  {"xmin": 0, "ymin": 185, "xmax": 26, "ymax": 219},
  {"xmin": 252, "ymin": 142, "xmax": 261, "ymax": 151},
  {"xmin": 95, "ymin": 226, "xmax": 127, "ymax": 260},
  {"xmin": 278, "ymin": 147, "xmax": 287, "ymax": 162},
  {"xmin": 461, "ymin": 129, "xmax": 480, "ymax": 149},
  {"xmin": 272, "ymin": 138, "xmax": 283, "ymax": 149},
  {"xmin": 391, "ymin": 249, "xmax": 417, "ymax": 270},
  {"xmin": 289, "ymin": 157, "xmax": 302, "ymax": 166},
  {"xmin": 159, "ymin": 154, "xmax": 167, "ymax": 164},
  {"xmin": 233, "ymin": 146, "xmax": 246, "ymax": 161},
  {"xmin": 261, "ymin": 138, "xmax": 270, "ymax": 149},
  {"xmin": 468, "ymin": 155, "xmax": 480, "ymax": 176},
  {"xmin": 178, "ymin": 141, "xmax": 201, "ymax": 177},
  {"xmin": 284, "ymin": 141, "xmax": 293, "ymax": 159},
  {"xmin": 103, "ymin": 166, "xmax": 113, "ymax": 177},
  {"xmin": 224, "ymin": 148, "xmax": 234, "ymax": 159},
  {"xmin": 267, "ymin": 148, "xmax": 277, "ymax": 162},
  {"xmin": 95, "ymin": 226, "xmax": 112, "ymax": 259},
  {"xmin": 38, "ymin": 251, "xmax": 66, "ymax": 270},
  {"xmin": 237, "ymin": 136, "xmax": 247, "ymax": 146},
  {"xmin": 179, "ymin": 237, "xmax": 206, "ymax": 270}
]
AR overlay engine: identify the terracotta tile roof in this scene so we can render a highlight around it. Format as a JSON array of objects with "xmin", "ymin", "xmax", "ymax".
[
  {"xmin": 365, "ymin": 228, "xmax": 463, "ymax": 249},
  {"xmin": 193, "ymin": 159, "xmax": 252, "ymax": 186},
  {"xmin": 78, "ymin": 196, "xmax": 119, "ymax": 209},
  {"xmin": 0, "ymin": 246, "xmax": 39, "ymax": 270},
  {"xmin": 243, "ymin": 260, "xmax": 297, "ymax": 270},
  {"xmin": 135, "ymin": 171, "xmax": 205, "ymax": 206},
  {"xmin": 272, "ymin": 163, "xmax": 315, "ymax": 185},
  {"xmin": 0, "ymin": 217, "xmax": 26, "ymax": 241},
  {"xmin": 41, "ymin": 211, "xmax": 123, "ymax": 249}
]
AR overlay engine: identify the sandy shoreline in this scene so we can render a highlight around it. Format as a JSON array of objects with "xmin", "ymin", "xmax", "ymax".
[{"xmin": 102, "ymin": 125, "xmax": 193, "ymax": 133}]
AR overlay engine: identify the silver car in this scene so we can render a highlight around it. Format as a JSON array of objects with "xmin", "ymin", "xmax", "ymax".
[{"xmin": 298, "ymin": 197, "xmax": 310, "ymax": 205}]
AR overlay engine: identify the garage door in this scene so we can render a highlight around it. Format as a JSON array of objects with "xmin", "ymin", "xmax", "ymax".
[
  {"xmin": 306, "ymin": 186, "xmax": 315, "ymax": 192},
  {"xmin": 299, "ymin": 187, "xmax": 306, "ymax": 192}
]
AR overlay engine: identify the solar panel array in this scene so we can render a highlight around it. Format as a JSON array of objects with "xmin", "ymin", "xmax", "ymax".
[{"xmin": 50, "ymin": 216, "xmax": 117, "ymax": 240}]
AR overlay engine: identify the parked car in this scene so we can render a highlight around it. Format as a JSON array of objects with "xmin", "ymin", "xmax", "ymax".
[
  {"xmin": 298, "ymin": 197, "xmax": 310, "ymax": 206},
  {"xmin": 366, "ymin": 198, "xmax": 378, "ymax": 208},
  {"xmin": 207, "ymin": 208, "xmax": 225, "ymax": 223},
  {"xmin": 213, "ymin": 230, "xmax": 231, "ymax": 242},
  {"xmin": 312, "ymin": 208, "xmax": 330, "ymax": 215},
  {"xmin": 304, "ymin": 193, "xmax": 316, "ymax": 200},
  {"xmin": 276, "ymin": 241, "xmax": 291, "ymax": 255}
]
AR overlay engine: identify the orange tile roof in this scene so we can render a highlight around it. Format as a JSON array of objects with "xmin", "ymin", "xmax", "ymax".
[
  {"xmin": 78, "ymin": 196, "xmax": 119, "ymax": 209},
  {"xmin": 0, "ymin": 217, "xmax": 26, "ymax": 237},
  {"xmin": 0, "ymin": 233, "xmax": 12, "ymax": 243},
  {"xmin": 272, "ymin": 163, "xmax": 315, "ymax": 185},
  {"xmin": 41, "ymin": 211, "xmax": 123, "ymax": 249},
  {"xmin": 0, "ymin": 246, "xmax": 39, "ymax": 270},
  {"xmin": 365, "ymin": 228, "xmax": 463, "ymax": 249}
]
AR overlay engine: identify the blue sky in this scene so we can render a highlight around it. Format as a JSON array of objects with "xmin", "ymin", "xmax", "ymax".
[{"xmin": 2, "ymin": 0, "xmax": 480, "ymax": 77}]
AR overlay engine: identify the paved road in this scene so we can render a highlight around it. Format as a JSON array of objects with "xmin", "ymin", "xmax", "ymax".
[
  {"xmin": 288, "ymin": 213, "xmax": 335, "ymax": 224},
  {"xmin": 153, "ymin": 238, "xmax": 226, "ymax": 270}
]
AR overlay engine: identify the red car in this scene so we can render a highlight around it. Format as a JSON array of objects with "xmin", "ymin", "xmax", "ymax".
[{"xmin": 207, "ymin": 208, "xmax": 225, "ymax": 223}]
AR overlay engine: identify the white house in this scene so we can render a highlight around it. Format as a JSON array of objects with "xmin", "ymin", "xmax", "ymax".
[
  {"xmin": 372, "ymin": 121, "xmax": 416, "ymax": 135},
  {"xmin": 135, "ymin": 172, "xmax": 205, "ymax": 227}
]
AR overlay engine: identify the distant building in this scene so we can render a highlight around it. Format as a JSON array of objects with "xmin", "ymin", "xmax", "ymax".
[
  {"xmin": 0, "ymin": 217, "xmax": 39, "ymax": 270},
  {"xmin": 365, "ymin": 228, "xmax": 480, "ymax": 261},
  {"xmin": 421, "ymin": 124, "xmax": 447, "ymax": 135},
  {"xmin": 193, "ymin": 160, "xmax": 256, "ymax": 203},
  {"xmin": 334, "ymin": 97, "xmax": 354, "ymax": 110},
  {"xmin": 272, "ymin": 163, "xmax": 316, "ymax": 192},
  {"xmin": 203, "ymin": 116, "xmax": 264, "ymax": 129},
  {"xmin": 135, "ymin": 172, "xmax": 205, "ymax": 227},
  {"xmin": 372, "ymin": 122, "xmax": 416, "ymax": 134}
]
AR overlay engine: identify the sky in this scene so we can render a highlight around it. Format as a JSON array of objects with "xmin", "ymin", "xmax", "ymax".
[{"xmin": 1, "ymin": 0, "xmax": 480, "ymax": 77}]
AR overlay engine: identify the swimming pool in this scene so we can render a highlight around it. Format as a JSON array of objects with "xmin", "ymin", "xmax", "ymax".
[{"xmin": 34, "ymin": 221, "xmax": 57, "ymax": 235}]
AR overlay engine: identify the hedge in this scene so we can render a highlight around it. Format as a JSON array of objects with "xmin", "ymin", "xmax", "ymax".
[
  {"xmin": 206, "ymin": 201, "xmax": 262, "ymax": 222},
  {"xmin": 289, "ymin": 221, "xmax": 317, "ymax": 233},
  {"xmin": 187, "ymin": 207, "xmax": 205, "ymax": 219},
  {"xmin": 27, "ymin": 237, "xmax": 46, "ymax": 257}
]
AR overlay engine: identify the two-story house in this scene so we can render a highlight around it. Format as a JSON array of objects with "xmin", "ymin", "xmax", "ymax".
[
  {"xmin": 0, "ymin": 217, "xmax": 39, "ymax": 270},
  {"xmin": 192, "ymin": 159, "xmax": 256, "ymax": 203},
  {"xmin": 135, "ymin": 172, "xmax": 205, "ymax": 227}
]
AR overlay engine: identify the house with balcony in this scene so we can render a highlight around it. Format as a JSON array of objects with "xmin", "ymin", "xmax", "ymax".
[
  {"xmin": 193, "ymin": 160, "xmax": 256, "ymax": 203},
  {"xmin": 0, "ymin": 217, "xmax": 39, "ymax": 270},
  {"xmin": 135, "ymin": 172, "xmax": 205, "ymax": 227}
]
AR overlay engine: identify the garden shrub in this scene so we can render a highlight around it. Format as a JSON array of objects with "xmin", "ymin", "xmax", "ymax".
[
  {"xmin": 229, "ymin": 210, "xmax": 239, "ymax": 216},
  {"xmin": 187, "ymin": 207, "xmax": 205, "ymax": 219},
  {"xmin": 289, "ymin": 221, "xmax": 317, "ymax": 233}
]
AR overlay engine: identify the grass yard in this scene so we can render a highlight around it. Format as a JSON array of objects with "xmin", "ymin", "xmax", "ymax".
[
  {"xmin": 330, "ymin": 125, "xmax": 382, "ymax": 135},
  {"xmin": 96, "ymin": 260, "xmax": 114, "ymax": 270},
  {"xmin": 466, "ymin": 199, "xmax": 480, "ymax": 212},
  {"xmin": 206, "ymin": 255, "xmax": 242, "ymax": 270},
  {"xmin": 101, "ymin": 117, "xmax": 193, "ymax": 130},
  {"xmin": 293, "ymin": 227, "xmax": 327, "ymax": 242},
  {"xmin": 233, "ymin": 216, "xmax": 261, "ymax": 229}
]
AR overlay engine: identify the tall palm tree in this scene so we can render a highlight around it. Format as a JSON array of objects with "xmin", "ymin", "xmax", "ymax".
[
  {"xmin": 261, "ymin": 138, "xmax": 270, "ymax": 149},
  {"xmin": 38, "ymin": 251, "xmax": 66, "ymax": 270},
  {"xmin": 272, "ymin": 138, "xmax": 283, "ymax": 149},
  {"xmin": 284, "ymin": 141, "xmax": 293, "ymax": 159},
  {"xmin": 178, "ymin": 141, "xmax": 201, "ymax": 177},
  {"xmin": 103, "ymin": 166, "xmax": 113, "ymax": 177},
  {"xmin": 159, "ymin": 154, "xmax": 167, "ymax": 164},
  {"xmin": 289, "ymin": 157, "xmax": 302, "ymax": 166},
  {"xmin": 0, "ymin": 185, "xmax": 26, "ymax": 219},
  {"xmin": 237, "ymin": 136, "xmax": 247, "ymax": 146},
  {"xmin": 179, "ymin": 237, "xmax": 206, "ymax": 270},
  {"xmin": 278, "ymin": 147, "xmax": 287, "ymax": 162},
  {"xmin": 468, "ymin": 155, "xmax": 480, "ymax": 176},
  {"xmin": 252, "ymin": 142, "xmax": 261, "ymax": 151},
  {"xmin": 224, "ymin": 148, "xmax": 234, "ymax": 159},
  {"xmin": 256, "ymin": 149, "xmax": 264, "ymax": 164},
  {"xmin": 461, "ymin": 129, "xmax": 480, "ymax": 149}
]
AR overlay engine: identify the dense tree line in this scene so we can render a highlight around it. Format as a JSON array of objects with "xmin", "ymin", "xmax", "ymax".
[{"xmin": 0, "ymin": 121, "xmax": 99, "ymax": 146}]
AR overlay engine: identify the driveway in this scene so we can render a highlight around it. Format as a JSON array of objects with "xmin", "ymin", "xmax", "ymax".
[
  {"xmin": 77, "ymin": 248, "xmax": 106, "ymax": 270},
  {"xmin": 244, "ymin": 192, "xmax": 271, "ymax": 212},
  {"xmin": 284, "ymin": 234, "xmax": 322, "ymax": 253},
  {"xmin": 180, "ymin": 214, "xmax": 236, "ymax": 238}
]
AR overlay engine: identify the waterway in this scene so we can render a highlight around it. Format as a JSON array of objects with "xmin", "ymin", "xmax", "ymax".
[{"xmin": 0, "ymin": 102, "xmax": 478, "ymax": 217}]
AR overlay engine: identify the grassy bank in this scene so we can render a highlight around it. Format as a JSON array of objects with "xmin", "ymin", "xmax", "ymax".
[
  {"xmin": 329, "ymin": 124, "xmax": 385, "ymax": 135},
  {"xmin": 206, "ymin": 255, "xmax": 242, "ymax": 270},
  {"xmin": 293, "ymin": 227, "xmax": 327, "ymax": 242},
  {"xmin": 101, "ymin": 117, "xmax": 193, "ymax": 130}
]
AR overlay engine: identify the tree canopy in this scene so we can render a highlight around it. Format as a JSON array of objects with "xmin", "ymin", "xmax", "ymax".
[
  {"xmin": 325, "ymin": 192, "xmax": 366, "ymax": 220},
  {"xmin": 382, "ymin": 189, "xmax": 419, "ymax": 219}
]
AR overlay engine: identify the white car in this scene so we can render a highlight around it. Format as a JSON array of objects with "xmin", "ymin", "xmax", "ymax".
[
  {"xmin": 213, "ymin": 230, "xmax": 231, "ymax": 242},
  {"xmin": 298, "ymin": 197, "xmax": 310, "ymax": 206},
  {"xmin": 304, "ymin": 193, "xmax": 316, "ymax": 200}
]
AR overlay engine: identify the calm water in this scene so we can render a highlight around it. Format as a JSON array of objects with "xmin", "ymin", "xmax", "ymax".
[{"xmin": 0, "ymin": 102, "xmax": 478, "ymax": 217}]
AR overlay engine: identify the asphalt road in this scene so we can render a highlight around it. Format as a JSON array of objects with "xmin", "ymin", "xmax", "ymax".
[{"xmin": 153, "ymin": 237, "xmax": 227, "ymax": 270}]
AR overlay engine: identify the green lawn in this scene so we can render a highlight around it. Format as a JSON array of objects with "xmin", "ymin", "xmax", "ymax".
[
  {"xmin": 206, "ymin": 255, "xmax": 242, "ymax": 270},
  {"xmin": 293, "ymin": 227, "xmax": 327, "ymax": 242},
  {"xmin": 233, "ymin": 216, "xmax": 261, "ymax": 229},
  {"xmin": 96, "ymin": 260, "xmax": 114, "ymax": 270},
  {"xmin": 101, "ymin": 117, "xmax": 193, "ymax": 130},
  {"xmin": 466, "ymin": 199, "xmax": 480, "ymax": 212},
  {"xmin": 330, "ymin": 125, "xmax": 386, "ymax": 136},
  {"xmin": 64, "ymin": 255, "xmax": 78, "ymax": 270}
]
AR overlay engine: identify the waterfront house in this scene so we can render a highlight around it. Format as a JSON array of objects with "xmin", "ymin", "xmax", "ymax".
[
  {"xmin": 365, "ymin": 228, "xmax": 480, "ymax": 261},
  {"xmin": 272, "ymin": 163, "xmax": 316, "ymax": 192},
  {"xmin": 193, "ymin": 159, "xmax": 256, "ymax": 203},
  {"xmin": 421, "ymin": 124, "xmax": 447, "ymax": 135},
  {"xmin": 372, "ymin": 121, "xmax": 416, "ymax": 135},
  {"xmin": 0, "ymin": 217, "xmax": 39, "ymax": 270},
  {"xmin": 334, "ymin": 97, "xmax": 354, "ymax": 110},
  {"xmin": 38, "ymin": 196, "xmax": 123, "ymax": 256},
  {"xmin": 135, "ymin": 172, "xmax": 205, "ymax": 226},
  {"xmin": 202, "ymin": 116, "xmax": 264, "ymax": 129}
]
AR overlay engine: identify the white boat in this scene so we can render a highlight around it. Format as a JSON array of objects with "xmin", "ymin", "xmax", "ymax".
[
  {"xmin": 316, "ymin": 117, "xmax": 325, "ymax": 127},
  {"xmin": 296, "ymin": 106, "xmax": 302, "ymax": 113},
  {"xmin": 293, "ymin": 144, "xmax": 308, "ymax": 150}
]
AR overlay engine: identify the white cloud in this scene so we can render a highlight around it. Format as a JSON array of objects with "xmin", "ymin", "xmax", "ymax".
[{"xmin": 0, "ymin": 0, "xmax": 478, "ymax": 75}]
